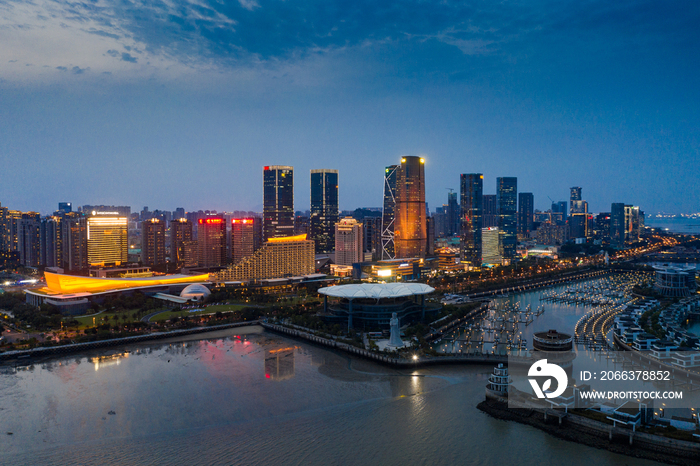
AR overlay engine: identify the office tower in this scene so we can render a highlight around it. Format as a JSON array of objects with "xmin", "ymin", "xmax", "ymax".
[
  {"xmin": 335, "ymin": 218, "xmax": 364, "ymax": 266},
  {"xmin": 482, "ymin": 227, "xmax": 501, "ymax": 265},
  {"xmin": 426, "ymin": 216, "xmax": 435, "ymax": 256},
  {"xmin": 62, "ymin": 213, "xmax": 88, "ymax": 271},
  {"xmin": 569, "ymin": 213, "xmax": 589, "ymax": 239},
  {"xmin": 82, "ymin": 205, "xmax": 131, "ymax": 218},
  {"xmin": 87, "ymin": 213, "xmax": 128, "ymax": 266},
  {"xmin": 310, "ymin": 169, "xmax": 339, "ymax": 254},
  {"xmin": 58, "ymin": 202, "xmax": 72, "ymax": 214},
  {"xmin": 215, "ymin": 235, "xmax": 315, "ymax": 281},
  {"xmin": 263, "ymin": 165, "xmax": 294, "ymax": 240},
  {"xmin": 0, "ymin": 203, "xmax": 8, "ymax": 251},
  {"xmin": 595, "ymin": 213, "xmax": 611, "ymax": 238},
  {"xmin": 570, "ymin": 187, "xmax": 582, "ymax": 202},
  {"xmin": 460, "ymin": 174, "xmax": 483, "ymax": 266},
  {"xmin": 625, "ymin": 205, "xmax": 640, "ymax": 242},
  {"xmin": 362, "ymin": 216, "xmax": 383, "ymax": 260},
  {"xmin": 381, "ymin": 164, "xmax": 398, "ymax": 259},
  {"xmin": 294, "ymin": 214, "xmax": 310, "ymax": 237},
  {"xmin": 446, "ymin": 191, "xmax": 460, "ymax": 236},
  {"xmin": 197, "ymin": 217, "xmax": 226, "ymax": 267},
  {"xmin": 232, "ymin": 218, "xmax": 256, "ymax": 264},
  {"xmin": 170, "ymin": 218, "xmax": 193, "ymax": 266},
  {"xmin": 42, "ymin": 216, "xmax": 62, "ymax": 268},
  {"xmin": 517, "ymin": 192, "xmax": 534, "ymax": 239},
  {"xmin": 552, "ymin": 201, "xmax": 568, "ymax": 222},
  {"xmin": 17, "ymin": 214, "xmax": 41, "ymax": 267},
  {"xmin": 141, "ymin": 218, "xmax": 166, "ymax": 266},
  {"xmin": 482, "ymin": 195, "xmax": 498, "ymax": 228},
  {"xmin": 570, "ymin": 187, "xmax": 586, "ymax": 215},
  {"xmin": 433, "ymin": 206, "xmax": 448, "ymax": 238},
  {"xmin": 496, "ymin": 177, "xmax": 517, "ymax": 262},
  {"xmin": 395, "ymin": 156, "xmax": 427, "ymax": 259},
  {"xmin": 610, "ymin": 203, "xmax": 626, "ymax": 246}
]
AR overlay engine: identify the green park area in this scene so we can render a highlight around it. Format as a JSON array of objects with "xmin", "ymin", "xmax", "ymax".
[{"xmin": 147, "ymin": 303, "xmax": 249, "ymax": 322}]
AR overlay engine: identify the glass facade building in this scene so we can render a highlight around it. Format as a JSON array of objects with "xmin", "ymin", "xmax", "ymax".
[
  {"xmin": 517, "ymin": 192, "xmax": 534, "ymax": 238},
  {"xmin": 496, "ymin": 177, "xmax": 517, "ymax": 262},
  {"xmin": 395, "ymin": 156, "xmax": 427, "ymax": 259},
  {"xmin": 310, "ymin": 169, "xmax": 339, "ymax": 254},
  {"xmin": 460, "ymin": 173, "xmax": 483, "ymax": 266},
  {"xmin": 263, "ymin": 165, "xmax": 294, "ymax": 241},
  {"xmin": 381, "ymin": 164, "xmax": 398, "ymax": 260}
]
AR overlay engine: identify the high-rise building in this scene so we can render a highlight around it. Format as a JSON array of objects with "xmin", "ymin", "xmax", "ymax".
[
  {"xmin": 197, "ymin": 217, "xmax": 226, "ymax": 267},
  {"xmin": 62, "ymin": 212, "xmax": 88, "ymax": 271},
  {"xmin": 170, "ymin": 218, "xmax": 193, "ymax": 266},
  {"xmin": 215, "ymin": 234, "xmax": 314, "ymax": 281},
  {"xmin": 496, "ymin": 177, "xmax": 517, "ymax": 262},
  {"xmin": 87, "ymin": 214, "xmax": 128, "ymax": 266},
  {"xmin": 381, "ymin": 164, "xmax": 398, "ymax": 259},
  {"xmin": 552, "ymin": 201, "xmax": 568, "ymax": 222},
  {"xmin": 18, "ymin": 213, "xmax": 41, "ymax": 267},
  {"xmin": 570, "ymin": 187, "xmax": 587, "ymax": 215},
  {"xmin": 0, "ymin": 203, "xmax": 9, "ymax": 252},
  {"xmin": 335, "ymin": 218, "xmax": 364, "ymax": 266},
  {"xmin": 625, "ymin": 205, "xmax": 641, "ymax": 242},
  {"xmin": 232, "ymin": 218, "xmax": 257, "ymax": 264},
  {"xmin": 517, "ymin": 192, "xmax": 534, "ymax": 239},
  {"xmin": 141, "ymin": 218, "xmax": 166, "ymax": 266},
  {"xmin": 482, "ymin": 227, "xmax": 501, "ymax": 266},
  {"xmin": 446, "ymin": 191, "xmax": 460, "ymax": 236},
  {"xmin": 310, "ymin": 169, "xmax": 339, "ymax": 254},
  {"xmin": 58, "ymin": 202, "xmax": 72, "ymax": 214},
  {"xmin": 395, "ymin": 156, "xmax": 427, "ymax": 259},
  {"xmin": 610, "ymin": 203, "xmax": 626, "ymax": 246},
  {"xmin": 570, "ymin": 213, "xmax": 592, "ymax": 239},
  {"xmin": 263, "ymin": 165, "xmax": 294, "ymax": 240},
  {"xmin": 42, "ymin": 216, "xmax": 62, "ymax": 268},
  {"xmin": 482, "ymin": 195, "xmax": 498, "ymax": 228},
  {"xmin": 460, "ymin": 174, "xmax": 483, "ymax": 266},
  {"xmin": 174, "ymin": 207, "xmax": 185, "ymax": 220}
]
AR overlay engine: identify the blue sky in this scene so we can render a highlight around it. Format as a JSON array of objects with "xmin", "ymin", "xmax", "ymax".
[{"xmin": 1, "ymin": 0, "xmax": 698, "ymax": 215}]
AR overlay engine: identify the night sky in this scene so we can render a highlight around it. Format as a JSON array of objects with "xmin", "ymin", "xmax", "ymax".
[{"xmin": 1, "ymin": 1, "xmax": 698, "ymax": 215}]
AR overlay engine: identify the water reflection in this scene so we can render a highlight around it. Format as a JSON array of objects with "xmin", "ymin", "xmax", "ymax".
[
  {"xmin": 91, "ymin": 352, "xmax": 130, "ymax": 371},
  {"xmin": 264, "ymin": 347, "xmax": 296, "ymax": 380}
]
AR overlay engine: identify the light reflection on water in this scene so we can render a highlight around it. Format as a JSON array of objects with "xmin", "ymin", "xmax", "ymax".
[{"xmin": 0, "ymin": 325, "xmax": 664, "ymax": 465}]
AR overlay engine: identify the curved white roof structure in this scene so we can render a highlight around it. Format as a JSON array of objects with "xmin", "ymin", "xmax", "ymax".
[{"xmin": 318, "ymin": 283, "xmax": 434, "ymax": 300}]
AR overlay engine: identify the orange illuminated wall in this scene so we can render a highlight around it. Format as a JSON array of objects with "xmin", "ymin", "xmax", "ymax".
[
  {"xmin": 395, "ymin": 156, "xmax": 426, "ymax": 259},
  {"xmin": 44, "ymin": 272, "xmax": 210, "ymax": 294}
]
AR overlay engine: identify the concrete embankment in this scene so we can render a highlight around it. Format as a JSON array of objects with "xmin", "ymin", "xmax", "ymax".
[
  {"xmin": 0, "ymin": 321, "xmax": 260, "ymax": 362},
  {"xmin": 478, "ymin": 399, "xmax": 700, "ymax": 466}
]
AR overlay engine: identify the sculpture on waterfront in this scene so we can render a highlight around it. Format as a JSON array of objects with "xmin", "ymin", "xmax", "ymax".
[{"xmin": 388, "ymin": 312, "xmax": 403, "ymax": 347}]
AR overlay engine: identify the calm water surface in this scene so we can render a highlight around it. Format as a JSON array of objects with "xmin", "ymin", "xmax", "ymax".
[{"xmin": 1, "ymin": 325, "xmax": 663, "ymax": 465}]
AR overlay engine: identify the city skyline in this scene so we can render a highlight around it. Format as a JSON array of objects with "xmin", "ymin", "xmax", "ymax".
[{"xmin": 1, "ymin": 1, "xmax": 698, "ymax": 214}]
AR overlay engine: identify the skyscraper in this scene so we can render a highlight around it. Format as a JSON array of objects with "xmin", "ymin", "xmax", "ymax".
[
  {"xmin": 232, "ymin": 218, "xmax": 256, "ymax": 264},
  {"xmin": 335, "ymin": 217, "xmax": 364, "ymax": 266},
  {"xmin": 570, "ymin": 187, "xmax": 587, "ymax": 215},
  {"xmin": 170, "ymin": 218, "xmax": 193, "ymax": 266},
  {"xmin": 141, "ymin": 218, "xmax": 166, "ymax": 266},
  {"xmin": 460, "ymin": 174, "xmax": 483, "ymax": 266},
  {"xmin": 310, "ymin": 169, "xmax": 339, "ymax": 254},
  {"xmin": 62, "ymin": 212, "xmax": 87, "ymax": 271},
  {"xmin": 381, "ymin": 164, "xmax": 398, "ymax": 259},
  {"xmin": 482, "ymin": 195, "xmax": 498, "ymax": 228},
  {"xmin": 58, "ymin": 202, "xmax": 72, "ymax": 214},
  {"xmin": 446, "ymin": 191, "xmax": 460, "ymax": 236},
  {"xmin": 263, "ymin": 165, "xmax": 294, "ymax": 240},
  {"xmin": 395, "ymin": 156, "xmax": 427, "ymax": 259},
  {"xmin": 517, "ymin": 192, "xmax": 534, "ymax": 239},
  {"xmin": 197, "ymin": 217, "xmax": 226, "ymax": 267},
  {"xmin": 552, "ymin": 201, "xmax": 568, "ymax": 222},
  {"xmin": 17, "ymin": 213, "xmax": 41, "ymax": 267},
  {"xmin": 497, "ymin": 177, "xmax": 517, "ymax": 262},
  {"xmin": 610, "ymin": 203, "xmax": 626, "ymax": 246},
  {"xmin": 86, "ymin": 213, "xmax": 128, "ymax": 266}
]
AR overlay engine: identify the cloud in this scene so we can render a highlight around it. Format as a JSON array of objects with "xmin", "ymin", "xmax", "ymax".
[
  {"xmin": 121, "ymin": 52, "xmax": 137, "ymax": 63},
  {"xmin": 71, "ymin": 66, "xmax": 88, "ymax": 74}
]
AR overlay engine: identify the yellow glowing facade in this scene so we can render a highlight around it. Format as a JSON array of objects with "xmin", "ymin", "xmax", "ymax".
[
  {"xmin": 43, "ymin": 271, "xmax": 210, "ymax": 294},
  {"xmin": 215, "ymin": 237, "xmax": 314, "ymax": 281},
  {"xmin": 87, "ymin": 216, "xmax": 128, "ymax": 266}
]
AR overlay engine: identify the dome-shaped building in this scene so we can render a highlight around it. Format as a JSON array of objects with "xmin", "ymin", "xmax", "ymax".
[{"xmin": 180, "ymin": 284, "xmax": 211, "ymax": 301}]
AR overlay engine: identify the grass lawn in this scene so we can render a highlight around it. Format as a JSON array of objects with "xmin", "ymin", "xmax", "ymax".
[
  {"xmin": 71, "ymin": 310, "xmax": 160, "ymax": 329},
  {"xmin": 149, "ymin": 303, "xmax": 248, "ymax": 322}
]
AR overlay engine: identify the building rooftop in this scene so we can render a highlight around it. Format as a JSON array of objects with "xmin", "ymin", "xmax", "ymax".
[{"xmin": 318, "ymin": 282, "xmax": 434, "ymax": 299}]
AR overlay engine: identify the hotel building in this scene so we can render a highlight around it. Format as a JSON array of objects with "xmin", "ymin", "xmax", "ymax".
[{"xmin": 87, "ymin": 213, "xmax": 128, "ymax": 266}]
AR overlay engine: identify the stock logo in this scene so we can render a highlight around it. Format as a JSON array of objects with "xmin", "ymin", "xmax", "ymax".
[{"xmin": 528, "ymin": 359, "xmax": 568, "ymax": 399}]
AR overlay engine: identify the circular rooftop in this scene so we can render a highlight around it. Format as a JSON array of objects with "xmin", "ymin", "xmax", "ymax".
[
  {"xmin": 318, "ymin": 283, "xmax": 434, "ymax": 299},
  {"xmin": 180, "ymin": 284, "xmax": 211, "ymax": 300}
]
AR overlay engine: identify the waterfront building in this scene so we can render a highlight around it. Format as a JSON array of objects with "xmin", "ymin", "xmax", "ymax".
[
  {"xmin": 482, "ymin": 194, "xmax": 497, "ymax": 228},
  {"xmin": 310, "ymin": 169, "xmax": 339, "ymax": 254},
  {"xmin": 653, "ymin": 265, "xmax": 697, "ymax": 297},
  {"xmin": 517, "ymin": 192, "xmax": 534, "ymax": 239},
  {"xmin": 460, "ymin": 174, "xmax": 483, "ymax": 267},
  {"xmin": 610, "ymin": 203, "xmax": 626, "ymax": 246},
  {"xmin": 496, "ymin": 177, "xmax": 517, "ymax": 262},
  {"xmin": 87, "ymin": 213, "xmax": 128, "ymax": 267},
  {"xmin": 232, "ymin": 218, "xmax": 257, "ymax": 264},
  {"xmin": 481, "ymin": 227, "xmax": 501, "ymax": 266},
  {"xmin": 381, "ymin": 164, "xmax": 398, "ymax": 259},
  {"xmin": 263, "ymin": 165, "xmax": 294, "ymax": 240},
  {"xmin": 141, "ymin": 218, "xmax": 166, "ymax": 266},
  {"xmin": 335, "ymin": 217, "xmax": 364, "ymax": 266},
  {"xmin": 62, "ymin": 212, "xmax": 88, "ymax": 272},
  {"xmin": 485, "ymin": 363, "xmax": 512, "ymax": 401},
  {"xmin": 318, "ymin": 282, "xmax": 436, "ymax": 330},
  {"xmin": 170, "ymin": 218, "xmax": 193, "ymax": 266},
  {"xmin": 214, "ymin": 234, "xmax": 314, "ymax": 281},
  {"xmin": 395, "ymin": 156, "xmax": 427, "ymax": 259},
  {"xmin": 197, "ymin": 217, "xmax": 226, "ymax": 267},
  {"xmin": 533, "ymin": 329, "xmax": 573, "ymax": 352}
]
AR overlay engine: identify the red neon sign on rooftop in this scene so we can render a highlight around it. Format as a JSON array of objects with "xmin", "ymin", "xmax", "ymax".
[
  {"xmin": 232, "ymin": 218, "xmax": 255, "ymax": 224},
  {"xmin": 198, "ymin": 218, "xmax": 224, "ymax": 225}
]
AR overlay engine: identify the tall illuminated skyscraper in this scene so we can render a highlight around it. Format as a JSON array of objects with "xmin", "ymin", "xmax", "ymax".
[
  {"xmin": 395, "ymin": 156, "xmax": 427, "ymax": 259},
  {"xmin": 263, "ymin": 165, "xmax": 294, "ymax": 240},
  {"xmin": 310, "ymin": 169, "xmax": 339, "ymax": 254},
  {"xmin": 141, "ymin": 218, "xmax": 166, "ymax": 266},
  {"xmin": 197, "ymin": 217, "xmax": 226, "ymax": 267},
  {"xmin": 87, "ymin": 213, "xmax": 128, "ymax": 266},
  {"xmin": 170, "ymin": 218, "xmax": 193, "ymax": 266},
  {"xmin": 460, "ymin": 174, "xmax": 483, "ymax": 266},
  {"xmin": 496, "ymin": 177, "xmax": 517, "ymax": 262},
  {"xmin": 62, "ymin": 212, "xmax": 87, "ymax": 271},
  {"xmin": 381, "ymin": 164, "xmax": 398, "ymax": 260}
]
